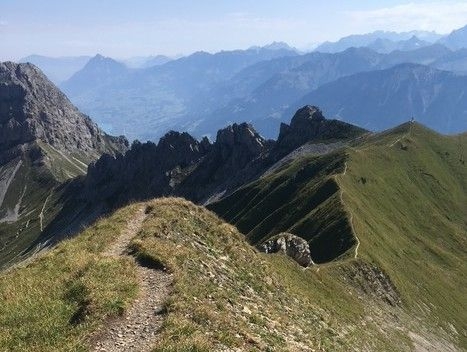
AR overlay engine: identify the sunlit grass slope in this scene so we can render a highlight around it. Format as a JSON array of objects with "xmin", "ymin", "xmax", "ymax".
[
  {"xmin": 340, "ymin": 123, "xmax": 467, "ymax": 346},
  {"xmin": 0, "ymin": 205, "xmax": 140, "ymax": 352}
]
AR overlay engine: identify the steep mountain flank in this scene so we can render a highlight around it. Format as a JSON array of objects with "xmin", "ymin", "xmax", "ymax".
[
  {"xmin": 209, "ymin": 149, "xmax": 354, "ymax": 263},
  {"xmin": 210, "ymin": 122, "xmax": 467, "ymax": 348},
  {"xmin": 0, "ymin": 62, "xmax": 128, "ymax": 266},
  {"xmin": 0, "ymin": 61, "xmax": 127, "ymax": 162}
]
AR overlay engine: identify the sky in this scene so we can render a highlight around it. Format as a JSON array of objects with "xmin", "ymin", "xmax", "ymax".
[{"xmin": 1, "ymin": 0, "xmax": 467, "ymax": 60}]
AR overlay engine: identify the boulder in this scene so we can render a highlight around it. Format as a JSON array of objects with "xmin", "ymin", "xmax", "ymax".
[{"xmin": 260, "ymin": 233, "xmax": 313, "ymax": 267}]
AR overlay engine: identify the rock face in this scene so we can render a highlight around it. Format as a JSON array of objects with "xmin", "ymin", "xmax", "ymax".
[
  {"xmin": 83, "ymin": 123, "xmax": 270, "ymax": 206},
  {"xmin": 260, "ymin": 233, "xmax": 313, "ymax": 267},
  {"xmin": 0, "ymin": 61, "xmax": 128, "ymax": 162},
  {"xmin": 344, "ymin": 262, "xmax": 401, "ymax": 306},
  {"xmin": 84, "ymin": 131, "xmax": 210, "ymax": 205},
  {"xmin": 179, "ymin": 122, "xmax": 271, "ymax": 199},
  {"xmin": 276, "ymin": 105, "xmax": 366, "ymax": 154}
]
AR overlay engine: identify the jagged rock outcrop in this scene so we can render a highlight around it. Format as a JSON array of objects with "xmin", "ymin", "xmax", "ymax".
[
  {"xmin": 205, "ymin": 122, "xmax": 269, "ymax": 179},
  {"xmin": 275, "ymin": 105, "xmax": 366, "ymax": 155},
  {"xmin": 84, "ymin": 131, "xmax": 211, "ymax": 206},
  {"xmin": 260, "ymin": 233, "xmax": 313, "ymax": 267},
  {"xmin": 0, "ymin": 62, "xmax": 128, "ymax": 162},
  {"xmin": 83, "ymin": 123, "xmax": 270, "ymax": 205},
  {"xmin": 176, "ymin": 123, "xmax": 273, "ymax": 202}
]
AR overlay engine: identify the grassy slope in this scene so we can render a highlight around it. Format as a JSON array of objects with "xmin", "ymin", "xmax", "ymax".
[
  {"xmin": 211, "ymin": 122, "xmax": 467, "ymax": 349},
  {"xmin": 209, "ymin": 151, "xmax": 356, "ymax": 263},
  {"xmin": 0, "ymin": 205, "xmax": 139, "ymax": 352},
  {"xmin": 339, "ymin": 123, "xmax": 467, "ymax": 346},
  {"xmin": 1, "ymin": 198, "xmax": 420, "ymax": 352},
  {"xmin": 0, "ymin": 124, "xmax": 465, "ymax": 351},
  {"xmin": 0, "ymin": 142, "xmax": 89, "ymax": 267}
]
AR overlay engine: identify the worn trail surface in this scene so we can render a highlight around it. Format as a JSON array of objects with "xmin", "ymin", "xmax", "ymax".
[
  {"xmin": 336, "ymin": 161, "xmax": 360, "ymax": 259},
  {"xmin": 93, "ymin": 206, "xmax": 172, "ymax": 352}
]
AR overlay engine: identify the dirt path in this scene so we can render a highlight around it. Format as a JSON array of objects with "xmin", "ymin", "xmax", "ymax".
[
  {"xmin": 39, "ymin": 189, "xmax": 54, "ymax": 232},
  {"xmin": 93, "ymin": 206, "xmax": 172, "ymax": 352},
  {"xmin": 336, "ymin": 161, "xmax": 360, "ymax": 259},
  {"xmin": 388, "ymin": 121, "xmax": 413, "ymax": 147}
]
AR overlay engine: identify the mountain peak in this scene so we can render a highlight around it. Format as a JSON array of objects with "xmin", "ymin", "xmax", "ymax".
[
  {"xmin": 290, "ymin": 105, "xmax": 325, "ymax": 125},
  {"xmin": 215, "ymin": 122, "xmax": 265, "ymax": 156},
  {"xmin": 263, "ymin": 41, "xmax": 295, "ymax": 51},
  {"xmin": 0, "ymin": 61, "xmax": 127, "ymax": 160},
  {"xmin": 86, "ymin": 54, "xmax": 125, "ymax": 68},
  {"xmin": 277, "ymin": 106, "xmax": 366, "ymax": 152},
  {"xmin": 61, "ymin": 54, "xmax": 128, "ymax": 95}
]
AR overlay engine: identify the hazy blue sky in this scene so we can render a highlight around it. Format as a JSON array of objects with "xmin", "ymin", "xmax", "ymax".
[{"xmin": 1, "ymin": 0, "xmax": 467, "ymax": 60}]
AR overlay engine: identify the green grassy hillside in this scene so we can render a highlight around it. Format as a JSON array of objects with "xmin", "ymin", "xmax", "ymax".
[
  {"xmin": 210, "ymin": 151, "xmax": 356, "ymax": 263},
  {"xmin": 211, "ymin": 122, "xmax": 467, "ymax": 349},
  {"xmin": 339, "ymin": 123, "xmax": 467, "ymax": 345}
]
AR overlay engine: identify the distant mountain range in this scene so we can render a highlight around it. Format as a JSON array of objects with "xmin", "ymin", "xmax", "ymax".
[
  {"xmin": 314, "ymin": 30, "xmax": 441, "ymax": 54},
  {"xmin": 17, "ymin": 25, "xmax": 467, "ymax": 141},
  {"xmin": 60, "ymin": 44, "xmax": 299, "ymax": 140},
  {"xmin": 295, "ymin": 63, "xmax": 467, "ymax": 132}
]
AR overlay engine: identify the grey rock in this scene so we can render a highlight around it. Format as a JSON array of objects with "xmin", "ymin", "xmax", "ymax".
[
  {"xmin": 0, "ymin": 61, "xmax": 128, "ymax": 162},
  {"xmin": 276, "ymin": 105, "xmax": 366, "ymax": 154},
  {"xmin": 260, "ymin": 233, "xmax": 313, "ymax": 267}
]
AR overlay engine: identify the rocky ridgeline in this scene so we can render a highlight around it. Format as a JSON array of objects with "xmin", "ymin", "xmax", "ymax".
[
  {"xmin": 276, "ymin": 105, "xmax": 366, "ymax": 154},
  {"xmin": 81, "ymin": 105, "xmax": 366, "ymax": 210},
  {"xmin": 0, "ymin": 62, "xmax": 128, "ymax": 163},
  {"xmin": 84, "ymin": 122, "xmax": 270, "ymax": 206}
]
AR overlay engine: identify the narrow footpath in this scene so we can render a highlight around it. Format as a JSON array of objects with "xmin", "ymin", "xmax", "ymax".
[{"xmin": 93, "ymin": 206, "xmax": 172, "ymax": 352}]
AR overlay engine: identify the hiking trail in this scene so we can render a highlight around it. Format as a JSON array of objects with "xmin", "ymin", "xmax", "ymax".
[
  {"xmin": 93, "ymin": 205, "xmax": 172, "ymax": 352},
  {"xmin": 336, "ymin": 161, "xmax": 360, "ymax": 259}
]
